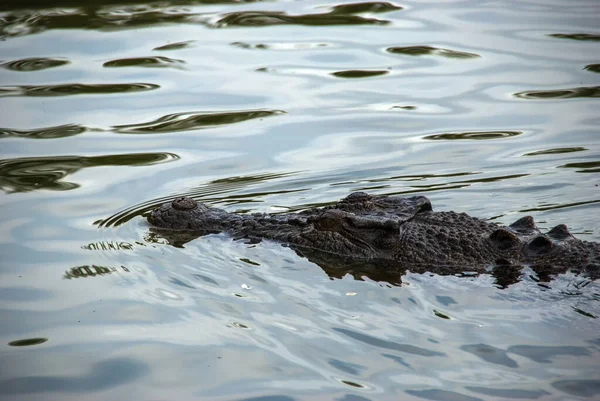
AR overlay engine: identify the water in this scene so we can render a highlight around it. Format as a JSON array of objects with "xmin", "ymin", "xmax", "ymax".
[{"xmin": 1, "ymin": 0, "xmax": 599, "ymax": 400}]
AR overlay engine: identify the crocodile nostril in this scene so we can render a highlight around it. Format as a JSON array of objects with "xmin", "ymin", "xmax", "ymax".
[{"xmin": 172, "ymin": 197, "xmax": 197, "ymax": 211}]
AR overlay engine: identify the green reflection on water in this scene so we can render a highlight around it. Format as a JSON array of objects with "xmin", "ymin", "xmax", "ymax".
[
  {"xmin": 0, "ymin": 83, "xmax": 159, "ymax": 97},
  {"xmin": 423, "ymin": 131, "xmax": 522, "ymax": 140},
  {"xmin": 113, "ymin": 109, "xmax": 286, "ymax": 134},
  {"xmin": 549, "ymin": 33, "xmax": 600, "ymax": 41},
  {"xmin": 331, "ymin": 69, "xmax": 389, "ymax": 78},
  {"xmin": 558, "ymin": 161, "xmax": 600, "ymax": 173},
  {"xmin": 103, "ymin": 56, "xmax": 185, "ymax": 68},
  {"xmin": 524, "ymin": 147, "xmax": 587, "ymax": 156},
  {"xmin": 0, "ymin": 153, "xmax": 179, "ymax": 193},
  {"xmin": 584, "ymin": 64, "xmax": 600, "ymax": 73},
  {"xmin": 153, "ymin": 40, "xmax": 195, "ymax": 51},
  {"xmin": 8, "ymin": 338, "xmax": 48, "ymax": 347},
  {"xmin": 213, "ymin": 10, "xmax": 390, "ymax": 28},
  {"xmin": 514, "ymin": 86, "xmax": 600, "ymax": 99},
  {"xmin": 0, "ymin": 124, "xmax": 88, "ymax": 139},
  {"xmin": 1, "ymin": 57, "xmax": 70, "ymax": 72},
  {"xmin": 0, "ymin": 1, "xmax": 392, "ymax": 40},
  {"xmin": 329, "ymin": 1, "xmax": 403, "ymax": 15},
  {"xmin": 386, "ymin": 46, "xmax": 480, "ymax": 59}
]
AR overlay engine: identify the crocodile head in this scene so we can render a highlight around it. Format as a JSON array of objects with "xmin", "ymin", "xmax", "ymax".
[
  {"xmin": 282, "ymin": 192, "xmax": 433, "ymax": 258},
  {"xmin": 148, "ymin": 192, "xmax": 432, "ymax": 259}
]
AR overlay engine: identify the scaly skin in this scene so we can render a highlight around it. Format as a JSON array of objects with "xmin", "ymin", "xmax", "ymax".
[{"xmin": 148, "ymin": 192, "xmax": 599, "ymax": 282}]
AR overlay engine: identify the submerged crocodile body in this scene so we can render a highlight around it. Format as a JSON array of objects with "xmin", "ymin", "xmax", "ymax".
[{"xmin": 148, "ymin": 192, "xmax": 599, "ymax": 285}]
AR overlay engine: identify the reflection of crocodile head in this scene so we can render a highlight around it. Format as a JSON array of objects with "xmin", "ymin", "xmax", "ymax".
[
  {"xmin": 64, "ymin": 265, "xmax": 114, "ymax": 279},
  {"xmin": 148, "ymin": 192, "xmax": 600, "ymax": 286}
]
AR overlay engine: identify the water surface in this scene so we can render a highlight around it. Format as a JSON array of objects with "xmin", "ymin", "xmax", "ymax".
[{"xmin": 1, "ymin": 0, "xmax": 599, "ymax": 400}]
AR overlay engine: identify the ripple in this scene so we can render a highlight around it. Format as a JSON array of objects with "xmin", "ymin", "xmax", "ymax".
[
  {"xmin": 212, "ymin": 10, "xmax": 389, "ymax": 28},
  {"xmin": 0, "ymin": 152, "xmax": 179, "ymax": 193},
  {"xmin": 524, "ymin": 147, "xmax": 587, "ymax": 156},
  {"xmin": 461, "ymin": 344, "xmax": 518, "ymax": 368},
  {"xmin": 96, "ymin": 171, "xmax": 298, "ymax": 228},
  {"xmin": 584, "ymin": 64, "xmax": 600, "ymax": 73},
  {"xmin": 423, "ymin": 131, "xmax": 522, "ymax": 140},
  {"xmin": 1, "ymin": 57, "xmax": 70, "ymax": 72},
  {"xmin": 0, "ymin": 358, "xmax": 149, "ymax": 394},
  {"xmin": 551, "ymin": 379, "xmax": 600, "ymax": 398},
  {"xmin": 231, "ymin": 41, "xmax": 330, "ymax": 51},
  {"xmin": 333, "ymin": 328, "xmax": 446, "ymax": 356},
  {"xmin": 331, "ymin": 69, "xmax": 389, "ymax": 78},
  {"xmin": 514, "ymin": 86, "xmax": 600, "ymax": 99},
  {"xmin": 549, "ymin": 33, "xmax": 600, "ymax": 41},
  {"xmin": 153, "ymin": 40, "xmax": 195, "ymax": 51},
  {"xmin": 406, "ymin": 389, "xmax": 484, "ymax": 401},
  {"xmin": 0, "ymin": 83, "xmax": 159, "ymax": 97},
  {"xmin": 519, "ymin": 199, "xmax": 600, "ymax": 213},
  {"xmin": 0, "ymin": 124, "xmax": 88, "ymax": 139},
  {"xmin": 465, "ymin": 387, "xmax": 550, "ymax": 399},
  {"xmin": 507, "ymin": 345, "xmax": 590, "ymax": 363},
  {"xmin": 386, "ymin": 45, "xmax": 480, "ymax": 59},
  {"xmin": 103, "ymin": 56, "xmax": 185, "ymax": 68},
  {"xmin": 113, "ymin": 109, "xmax": 286, "ymax": 134}
]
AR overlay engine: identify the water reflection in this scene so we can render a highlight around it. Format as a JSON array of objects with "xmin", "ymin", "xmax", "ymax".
[
  {"xmin": 548, "ymin": 33, "xmax": 600, "ymax": 41},
  {"xmin": 334, "ymin": 328, "xmax": 446, "ymax": 356},
  {"xmin": 405, "ymin": 389, "xmax": 486, "ymax": 401},
  {"xmin": 0, "ymin": 358, "xmax": 149, "ymax": 394},
  {"xmin": 1, "ymin": 57, "xmax": 70, "ymax": 72},
  {"xmin": 103, "ymin": 56, "xmax": 185, "ymax": 69},
  {"xmin": 465, "ymin": 387, "xmax": 550, "ymax": 399},
  {"xmin": 558, "ymin": 161, "xmax": 600, "ymax": 173},
  {"xmin": 63, "ymin": 265, "xmax": 131, "ymax": 279},
  {"xmin": 153, "ymin": 40, "xmax": 195, "ymax": 51},
  {"xmin": 331, "ymin": 70, "xmax": 389, "ymax": 78},
  {"xmin": 514, "ymin": 86, "xmax": 600, "ymax": 99},
  {"xmin": 231, "ymin": 41, "xmax": 330, "ymax": 51},
  {"xmin": 113, "ymin": 109, "xmax": 286, "ymax": 134},
  {"xmin": 329, "ymin": 2, "xmax": 402, "ymax": 14},
  {"xmin": 212, "ymin": 9, "xmax": 391, "ymax": 28},
  {"xmin": 0, "ymin": 124, "xmax": 88, "ymax": 139},
  {"xmin": 0, "ymin": 152, "xmax": 178, "ymax": 193},
  {"xmin": 0, "ymin": 4, "xmax": 198, "ymax": 39},
  {"xmin": 551, "ymin": 380, "xmax": 600, "ymax": 398},
  {"xmin": 0, "ymin": 0, "xmax": 398, "ymax": 39},
  {"xmin": 8, "ymin": 338, "xmax": 48, "ymax": 347},
  {"xmin": 386, "ymin": 46, "xmax": 480, "ymax": 59},
  {"xmin": 584, "ymin": 64, "xmax": 600, "ymax": 73},
  {"xmin": 82, "ymin": 241, "xmax": 134, "ymax": 251},
  {"xmin": 523, "ymin": 147, "xmax": 587, "ymax": 156},
  {"xmin": 0, "ymin": 83, "xmax": 159, "ymax": 97},
  {"xmin": 423, "ymin": 131, "xmax": 522, "ymax": 141}
]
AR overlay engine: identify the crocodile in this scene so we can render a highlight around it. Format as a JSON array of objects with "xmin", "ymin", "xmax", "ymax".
[{"xmin": 147, "ymin": 192, "xmax": 599, "ymax": 285}]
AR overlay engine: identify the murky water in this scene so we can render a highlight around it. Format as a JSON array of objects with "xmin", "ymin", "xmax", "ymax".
[{"xmin": 1, "ymin": 0, "xmax": 599, "ymax": 400}]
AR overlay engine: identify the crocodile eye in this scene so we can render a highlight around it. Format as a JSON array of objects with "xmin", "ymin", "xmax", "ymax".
[{"xmin": 312, "ymin": 209, "xmax": 346, "ymax": 231}]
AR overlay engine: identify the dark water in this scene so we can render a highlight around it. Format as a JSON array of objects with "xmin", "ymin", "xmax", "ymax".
[{"xmin": 1, "ymin": 0, "xmax": 599, "ymax": 400}]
